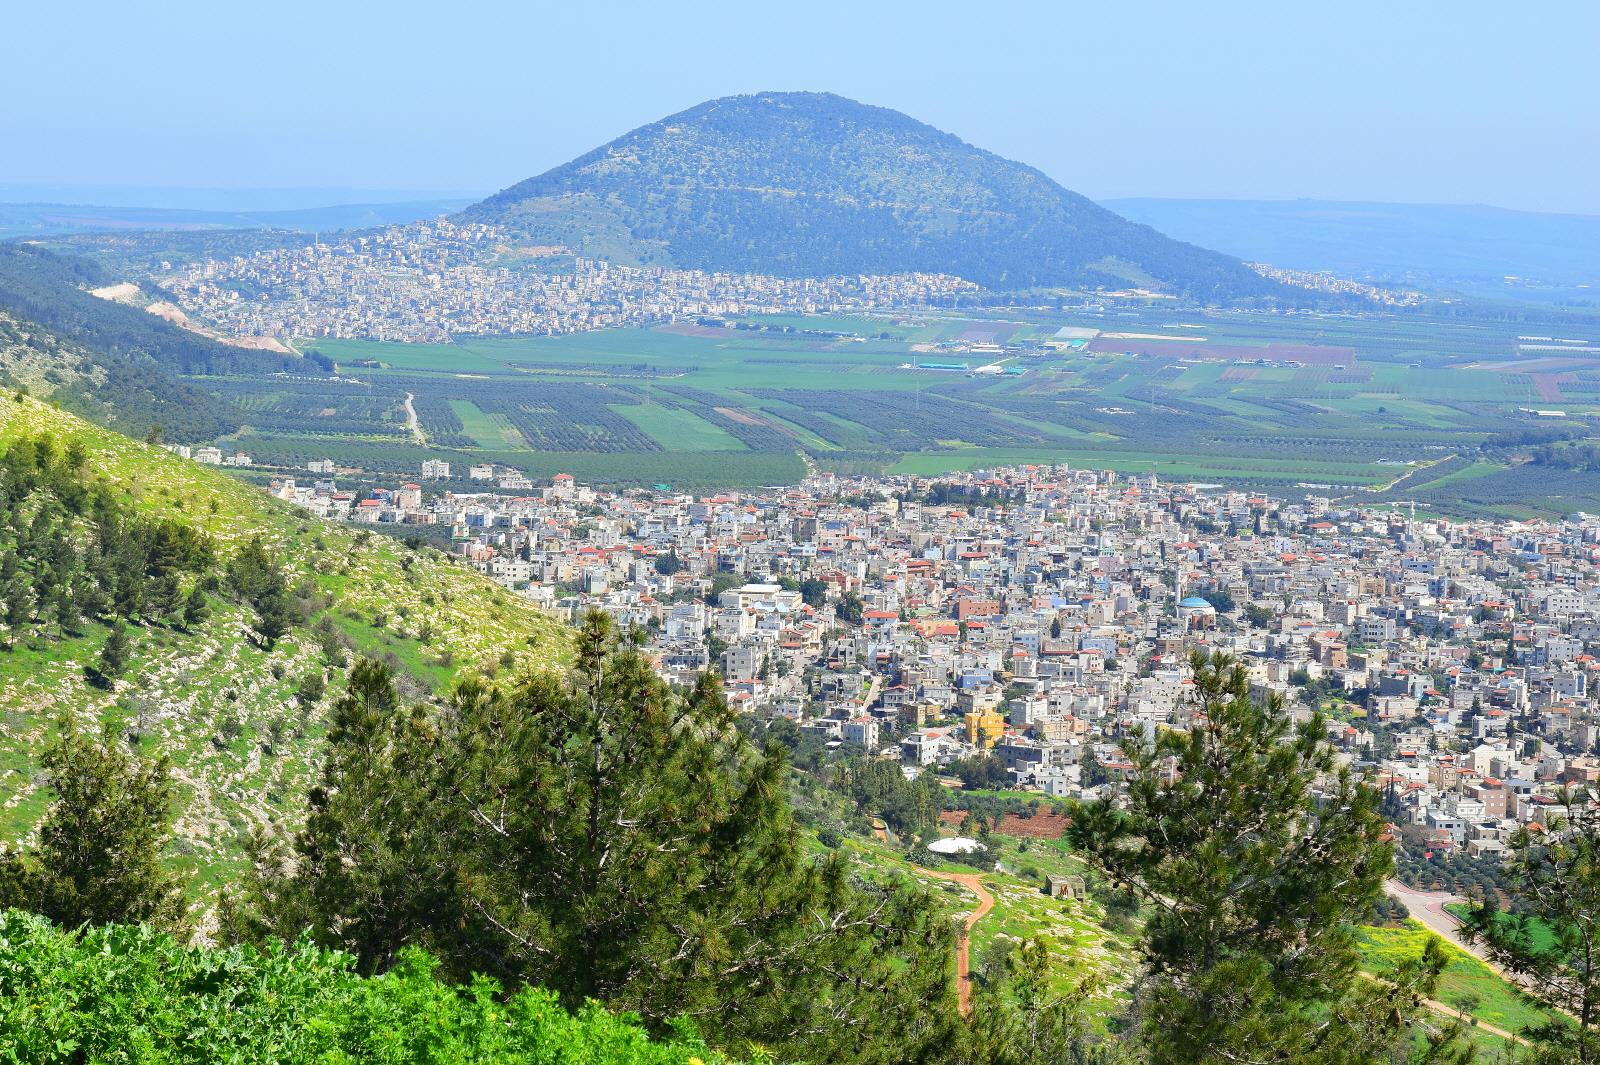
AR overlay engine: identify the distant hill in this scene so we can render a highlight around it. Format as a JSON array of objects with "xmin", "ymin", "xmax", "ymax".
[
  {"xmin": 0, "ymin": 199, "xmax": 473, "ymax": 241},
  {"xmin": 0, "ymin": 392, "xmax": 569, "ymax": 892},
  {"xmin": 0, "ymin": 309, "xmax": 238, "ymax": 443},
  {"xmin": 1104, "ymin": 198, "xmax": 1600, "ymax": 303},
  {"xmin": 0, "ymin": 244, "xmax": 294, "ymax": 377},
  {"xmin": 462, "ymin": 92, "xmax": 1280, "ymax": 299},
  {"xmin": 0, "ymin": 244, "xmax": 342, "ymax": 442}
]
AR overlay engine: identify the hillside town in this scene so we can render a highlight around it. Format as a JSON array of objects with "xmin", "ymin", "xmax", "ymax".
[
  {"xmin": 155, "ymin": 219, "xmax": 980, "ymax": 342},
  {"xmin": 242, "ymin": 455, "xmax": 1600, "ymax": 868}
]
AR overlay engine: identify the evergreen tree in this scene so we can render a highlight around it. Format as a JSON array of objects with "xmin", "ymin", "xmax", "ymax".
[
  {"xmin": 95, "ymin": 620, "xmax": 130, "ymax": 682},
  {"xmin": 238, "ymin": 614, "xmax": 962, "ymax": 1064},
  {"xmin": 228, "ymin": 536, "xmax": 296, "ymax": 648},
  {"xmin": 1463, "ymin": 785, "xmax": 1600, "ymax": 1063},
  {"xmin": 252, "ymin": 587, "xmax": 294, "ymax": 649},
  {"xmin": 182, "ymin": 584, "xmax": 211, "ymax": 629},
  {"xmin": 1068, "ymin": 652, "xmax": 1463, "ymax": 1064},
  {"xmin": 0, "ymin": 726, "xmax": 184, "ymax": 930},
  {"xmin": 968, "ymin": 937, "xmax": 1115, "ymax": 1065}
]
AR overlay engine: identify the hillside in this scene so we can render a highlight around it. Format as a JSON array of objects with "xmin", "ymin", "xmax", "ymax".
[
  {"xmin": 0, "ymin": 244, "xmax": 295, "ymax": 379},
  {"xmin": 462, "ymin": 91, "xmax": 1281, "ymax": 299},
  {"xmin": 0, "ymin": 391, "xmax": 569, "ymax": 898},
  {"xmin": 0, "ymin": 309, "xmax": 238, "ymax": 444}
]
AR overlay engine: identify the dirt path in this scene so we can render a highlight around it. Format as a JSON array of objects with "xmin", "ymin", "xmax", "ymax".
[
  {"xmin": 1384, "ymin": 879, "xmax": 1550, "ymax": 1037},
  {"xmin": 914, "ymin": 867, "xmax": 995, "ymax": 1015},
  {"xmin": 1356, "ymin": 971, "xmax": 1528, "ymax": 1047},
  {"xmin": 403, "ymin": 392, "xmax": 426, "ymax": 445}
]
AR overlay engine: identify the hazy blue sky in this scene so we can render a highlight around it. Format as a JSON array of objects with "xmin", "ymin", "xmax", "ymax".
[{"xmin": 5, "ymin": 1, "xmax": 1596, "ymax": 213}]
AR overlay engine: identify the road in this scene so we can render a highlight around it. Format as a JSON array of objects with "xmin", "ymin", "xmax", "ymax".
[
  {"xmin": 1384, "ymin": 880, "xmax": 1477, "ymax": 955},
  {"xmin": 1385, "ymin": 879, "xmax": 1539, "ymax": 999},
  {"xmin": 913, "ymin": 867, "xmax": 995, "ymax": 1016},
  {"xmin": 402, "ymin": 392, "xmax": 426, "ymax": 445}
]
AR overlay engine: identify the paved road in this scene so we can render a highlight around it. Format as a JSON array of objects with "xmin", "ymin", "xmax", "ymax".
[
  {"xmin": 913, "ymin": 867, "xmax": 995, "ymax": 1015},
  {"xmin": 1385, "ymin": 879, "xmax": 1530, "ymax": 990},
  {"xmin": 1385, "ymin": 880, "xmax": 1472, "ymax": 949}
]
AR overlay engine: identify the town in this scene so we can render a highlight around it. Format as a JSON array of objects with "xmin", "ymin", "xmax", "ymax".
[
  {"xmin": 156, "ymin": 219, "xmax": 981, "ymax": 342},
  {"xmin": 241, "ymin": 450, "xmax": 1600, "ymax": 868}
]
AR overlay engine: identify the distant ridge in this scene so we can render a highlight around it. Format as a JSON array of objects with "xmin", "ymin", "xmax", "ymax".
[
  {"xmin": 1104, "ymin": 197, "xmax": 1600, "ymax": 300},
  {"xmin": 462, "ymin": 92, "xmax": 1281, "ymax": 299}
]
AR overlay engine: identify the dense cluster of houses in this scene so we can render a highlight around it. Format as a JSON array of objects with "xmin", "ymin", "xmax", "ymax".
[
  {"xmin": 257, "ymin": 457, "xmax": 1600, "ymax": 864},
  {"xmin": 158, "ymin": 219, "xmax": 979, "ymax": 342}
]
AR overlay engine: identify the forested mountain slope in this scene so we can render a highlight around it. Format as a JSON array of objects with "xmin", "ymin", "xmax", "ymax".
[
  {"xmin": 0, "ymin": 309, "xmax": 235, "ymax": 443},
  {"xmin": 0, "ymin": 392, "xmax": 569, "ymax": 897},
  {"xmin": 463, "ymin": 91, "xmax": 1282, "ymax": 299}
]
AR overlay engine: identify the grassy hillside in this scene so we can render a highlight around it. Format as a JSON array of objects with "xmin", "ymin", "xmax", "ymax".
[{"xmin": 0, "ymin": 391, "xmax": 569, "ymax": 900}]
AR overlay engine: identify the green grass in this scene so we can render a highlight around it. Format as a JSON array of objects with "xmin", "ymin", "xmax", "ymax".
[
  {"xmin": 447, "ymin": 398, "xmax": 527, "ymax": 449},
  {"xmin": 612, "ymin": 402, "xmax": 746, "ymax": 451},
  {"xmin": 835, "ymin": 831, "xmax": 1137, "ymax": 1019},
  {"xmin": 0, "ymin": 392, "xmax": 572, "ymax": 903},
  {"xmin": 1356, "ymin": 923, "xmax": 1563, "ymax": 1042},
  {"xmin": 262, "ymin": 311, "xmax": 1600, "ymax": 509},
  {"xmin": 1444, "ymin": 903, "xmax": 1561, "ymax": 954}
]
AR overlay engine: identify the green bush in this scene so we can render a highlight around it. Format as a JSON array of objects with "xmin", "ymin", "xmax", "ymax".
[{"xmin": 0, "ymin": 910, "xmax": 744, "ymax": 1064}]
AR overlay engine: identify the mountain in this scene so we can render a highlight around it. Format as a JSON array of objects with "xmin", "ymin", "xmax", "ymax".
[
  {"xmin": 461, "ymin": 92, "xmax": 1280, "ymax": 299},
  {"xmin": 1104, "ymin": 198, "xmax": 1600, "ymax": 303},
  {"xmin": 0, "ymin": 392, "xmax": 569, "ymax": 892}
]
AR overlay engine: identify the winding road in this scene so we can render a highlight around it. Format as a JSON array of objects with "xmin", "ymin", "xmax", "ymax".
[
  {"xmin": 914, "ymin": 867, "xmax": 995, "ymax": 1015},
  {"xmin": 402, "ymin": 391, "xmax": 426, "ymax": 445}
]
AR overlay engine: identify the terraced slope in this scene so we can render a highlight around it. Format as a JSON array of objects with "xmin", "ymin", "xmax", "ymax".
[{"xmin": 0, "ymin": 392, "xmax": 569, "ymax": 897}]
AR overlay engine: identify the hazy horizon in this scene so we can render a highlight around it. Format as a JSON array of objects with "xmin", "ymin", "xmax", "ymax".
[{"xmin": 4, "ymin": 2, "xmax": 1596, "ymax": 215}]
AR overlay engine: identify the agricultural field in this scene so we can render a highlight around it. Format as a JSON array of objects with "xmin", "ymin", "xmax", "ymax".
[{"xmin": 179, "ymin": 306, "xmax": 1600, "ymax": 511}]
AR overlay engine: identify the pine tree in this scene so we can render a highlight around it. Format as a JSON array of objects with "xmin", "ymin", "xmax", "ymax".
[
  {"xmin": 1463, "ymin": 785, "xmax": 1600, "ymax": 1062},
  {"xmin": 252, "ymin": 588, "xmax": 294, "ymax": 649},
  {"xmin": 182, "ymin": 584, "xmax": 211, "ymax": 629},
  {"xmin": 1068, "ymin": 652, "xmax": 1464, "ymax": 1064},
  {"xmin": 0, "ymin": 726, "xmax": 184, "ymax": 930},
  {"xmin": 95, "ymin": 621, "xmax": 130, "ymax": 682},
  {"xmin": 239, "ymin": 614, "xmax": 962, "ymax": 1064}
]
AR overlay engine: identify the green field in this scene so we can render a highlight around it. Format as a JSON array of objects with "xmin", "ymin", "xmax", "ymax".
[
  {"xmin": 448, "ymin": 398, "xmax": 526, "ymax": 449},
  {"xmin": 187, "ymin": 308, "xmax": 1600, "ymax": 510},
  {"xmin": 613, "ymin": 402, "xmax": 746, "ymax": 451}
]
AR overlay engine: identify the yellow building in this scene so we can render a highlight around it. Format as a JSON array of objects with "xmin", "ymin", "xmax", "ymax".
[{"xmin": 964, "ymin": 708, "xmax": 1006, "ymax": 748}]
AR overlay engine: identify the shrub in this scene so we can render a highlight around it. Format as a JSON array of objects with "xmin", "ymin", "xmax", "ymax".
[{"xmin": 0, "ymin": 911, "xmax": 742, "ymax": 1064}]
